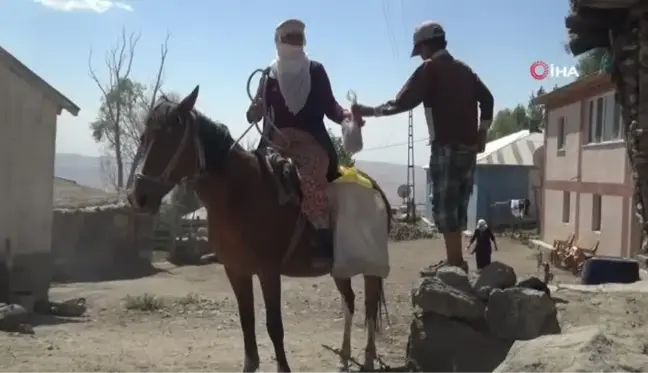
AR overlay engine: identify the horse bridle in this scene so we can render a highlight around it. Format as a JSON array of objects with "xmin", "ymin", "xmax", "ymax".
[{"xmin": 127, "ymin": 109, "xmax": 207, "ymax": 191}]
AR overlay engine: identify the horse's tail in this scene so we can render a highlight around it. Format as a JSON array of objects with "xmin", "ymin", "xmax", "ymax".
[{"xmin": 375, "ymin": 278, "xmax": 390, "ymax": 333}]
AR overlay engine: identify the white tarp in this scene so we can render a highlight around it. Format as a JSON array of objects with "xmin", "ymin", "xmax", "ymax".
[{"xmin": 329, "ymin": 182, "xmax": 390, "ymax": 278}]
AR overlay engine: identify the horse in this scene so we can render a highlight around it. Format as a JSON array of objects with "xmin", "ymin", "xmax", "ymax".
[{"xmin": 127, "ymin": 86, "xmax": 391, "ymax": 372}]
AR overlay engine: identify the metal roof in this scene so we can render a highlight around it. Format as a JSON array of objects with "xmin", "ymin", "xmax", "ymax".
[
  {"xmin": 0, "ymin": 46, "xmax": 80, "ymax": 116},
  {"xmin": 476, "ymin": 130, "xmax": 544, "ymax": 166}
]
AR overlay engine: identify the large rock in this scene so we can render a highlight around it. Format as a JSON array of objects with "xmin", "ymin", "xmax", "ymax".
[
  {"xmin": 486, "ymin": 288, "xmax": 560, "ymax": 340},
  {"xmin": 408, "ymin": 312, "xmax": 512, "ymax": 372},
  {"xmin": 495, "ymin": 325, "xmax": 648, "ymax": 372},
  {"xmin": 471, "ymin": 261, "xmax": 517, "ymax": 300},
  {"xmin": 412, "ymin": 276, "xmax": 485, "ymax": 323},
  {"xmin": 517, "ymin": 276, "xmax": 551, "ymax": 296},
  {"xmin": 434, "ymin": 266, "xmax": 474, "ymax": 294}
]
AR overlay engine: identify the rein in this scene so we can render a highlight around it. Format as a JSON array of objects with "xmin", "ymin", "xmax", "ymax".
[
  {"xmin": 126, "ymin": 110, "xmax": 206, "ymax": 191},
  {"xmin": 127, "ymin": 66, "xmax": 291, "ymax": 191},
  {"xmin": 230, "ymin": 67, "xmax": 288, "ymax": 151}
]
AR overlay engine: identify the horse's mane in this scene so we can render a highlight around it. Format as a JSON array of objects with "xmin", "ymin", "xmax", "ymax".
[{"xmin": 149, "ymin": 97, "xmax": 239, "ymax": 172}]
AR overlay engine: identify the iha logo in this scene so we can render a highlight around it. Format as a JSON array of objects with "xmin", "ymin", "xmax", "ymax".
[{"xmin": 530, "ymin": 61, "xmax": 579, "ymax": 80}]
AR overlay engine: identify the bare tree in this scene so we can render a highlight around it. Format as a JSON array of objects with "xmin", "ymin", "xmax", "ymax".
[{"xmin": 88, "ymin": 28, "xmax": 169, "ymax": 190}]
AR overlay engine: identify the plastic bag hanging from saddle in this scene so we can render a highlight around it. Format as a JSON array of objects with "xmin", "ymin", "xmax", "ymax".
[{"xmin": 328, "ymin": 169, "xmax": 390, "ymax": 279}]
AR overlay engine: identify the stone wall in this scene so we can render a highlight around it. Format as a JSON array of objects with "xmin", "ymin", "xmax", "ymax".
[{"xmin": 50, "ymin": 205, "xmax": 155, "ymax": 283}]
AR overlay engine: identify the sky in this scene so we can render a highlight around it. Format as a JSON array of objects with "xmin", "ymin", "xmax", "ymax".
[{"xmin": 0, "ymin": 0, "xmax": 579, "ymax": 167}]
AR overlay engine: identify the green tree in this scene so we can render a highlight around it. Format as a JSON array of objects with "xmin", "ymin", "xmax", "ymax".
[
  {"xmin": 488, "ymin": 104, "xmax": 530, "ymax": 141},
  {"xmin": 328, "ymin": 129, "xmax": 355, "ymax": 167},
  {"xmin": 576, "ymin": 47, "xmax": 606, "ymax": 78},
  {"xmin": 527, "ymin": 86, "xmax": 546, "ymax": 132}
]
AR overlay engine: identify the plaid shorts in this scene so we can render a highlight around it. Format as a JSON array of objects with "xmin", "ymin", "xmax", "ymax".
[{"xmin": 429, "ymin": 144, "xmax": 477, "ymax": 233}]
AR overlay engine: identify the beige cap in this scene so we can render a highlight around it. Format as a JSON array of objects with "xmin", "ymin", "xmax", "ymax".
[
  {"xmin": 411, "ymin": 21, "xmax": 445, "ymax": 57},
  {"xmin": 276, "ymin": 19, "xmax": 305, "ymax": 36}
]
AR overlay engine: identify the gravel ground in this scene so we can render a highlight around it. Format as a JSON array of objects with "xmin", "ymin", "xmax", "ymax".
[{"xmin": 1, "ymin": 237, "xmax": 645, "ymax": 372}]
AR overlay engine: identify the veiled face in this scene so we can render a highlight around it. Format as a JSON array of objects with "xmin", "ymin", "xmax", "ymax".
[{"xmin": 279, "ymin": 32, "xmax": 304, "ymax": 46}]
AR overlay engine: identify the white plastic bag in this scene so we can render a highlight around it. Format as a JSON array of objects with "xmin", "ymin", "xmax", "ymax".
[
  {"xmin": 328, "ymin": 182, "xmax": 390, "ymax": 278},
  {"xmin": 341, "ymin": 119, "xmax": 363, "ymax": 154}
]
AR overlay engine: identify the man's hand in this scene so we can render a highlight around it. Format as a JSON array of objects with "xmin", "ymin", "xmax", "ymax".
[
  {"xmin": 477, "ymin": 129, "xmax": 487, "ymax": 153},
  {"xmin": 346, "ymin": 108, "xmax": 365, "ymax": 127},
  {"xmin": 494, "ymin": 245, "xmax": 499, "ymax": 252},
  {"xmin": 352, "ymin": 103, "xmax": 380, "ymax": 117}
]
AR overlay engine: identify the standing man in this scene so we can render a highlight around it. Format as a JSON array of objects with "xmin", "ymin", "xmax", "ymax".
[{"xmin": 352, "ymin": 21, "xmax": 494, "ymax": 269}]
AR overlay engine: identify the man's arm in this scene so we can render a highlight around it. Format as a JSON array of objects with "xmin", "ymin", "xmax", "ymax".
[
  {"xmin": 356, "ymin": 61, "xmax": 430, "ymax": 117},
  {"xmin": 475, "ymin": 73, "xmax": 494, "ymax": 129}
]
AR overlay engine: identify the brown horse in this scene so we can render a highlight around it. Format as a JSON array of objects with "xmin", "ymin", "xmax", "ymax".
[{"xmin": 127, "ymin": 86, "xmax": 391, "ymax": 372}]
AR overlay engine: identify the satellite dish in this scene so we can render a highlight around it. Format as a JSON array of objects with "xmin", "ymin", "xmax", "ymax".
[{"xmin": 397, "ymin": 184, "xmax": 411, "ymax": 199}]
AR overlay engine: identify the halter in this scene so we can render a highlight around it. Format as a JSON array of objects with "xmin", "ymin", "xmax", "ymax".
[{"xmin": 126, "ymin": 108, "xmax": 206, "ymax": 192}]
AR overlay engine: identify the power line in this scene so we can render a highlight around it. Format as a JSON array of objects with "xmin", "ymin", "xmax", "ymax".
[{"xmin": 362, "ymin": 137, "xmax": 428, "ymax": 152}]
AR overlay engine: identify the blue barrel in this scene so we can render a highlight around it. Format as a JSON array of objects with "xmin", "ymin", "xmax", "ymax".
[{"xmin": 580, "ymin": 256, "xmax": 640, "ymax": 285}]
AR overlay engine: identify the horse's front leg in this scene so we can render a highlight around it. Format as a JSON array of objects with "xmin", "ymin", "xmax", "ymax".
[
  {"xmin": 363, "ymin": 275, "xmax": 383, "ymax": 371},
  {"xmin": 226, "ymin": 268, "xmax": 260, "ymax": 372},
  {"xmin": 259, "ymin": 273, "xmax": 291, "ymax": 372},
  {"xmin": 334, "ymin": 277, "xmax": 355, "ymax": 371}
]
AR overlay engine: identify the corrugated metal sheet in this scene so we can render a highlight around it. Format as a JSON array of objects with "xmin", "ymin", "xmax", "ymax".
[{"xmin": 477, "ymin": 130, "xmax": 544, "ymax": 166}]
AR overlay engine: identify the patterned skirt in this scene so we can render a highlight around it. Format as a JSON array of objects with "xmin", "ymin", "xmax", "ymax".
[{"xmin": 270, "ymin": 128, "xmax": 330, "ymax": 222}]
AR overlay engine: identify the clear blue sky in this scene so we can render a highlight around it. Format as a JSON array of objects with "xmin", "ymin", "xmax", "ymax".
[{"xmin": 0, "ymin": 0, "xmax": 578, "ymax": 166}]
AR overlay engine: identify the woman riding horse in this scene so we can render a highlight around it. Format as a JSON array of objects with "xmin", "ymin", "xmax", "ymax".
[{"xmin": 246, "ymin": 19, "xmax": 351, "ymax": 268}]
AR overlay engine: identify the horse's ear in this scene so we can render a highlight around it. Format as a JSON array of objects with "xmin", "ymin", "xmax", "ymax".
[{"xmin": 179, "ymin": 85, "xmax": 199, "ymax": 112}]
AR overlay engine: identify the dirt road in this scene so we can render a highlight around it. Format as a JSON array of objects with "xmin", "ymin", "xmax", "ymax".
[{"xmin": 1, "ymin": 238, "xmax": 644, "ymax": 372}]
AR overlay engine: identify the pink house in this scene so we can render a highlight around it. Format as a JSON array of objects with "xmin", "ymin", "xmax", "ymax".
[{"xmin": 536, "ymin": 74, "xmax": 640, "ymax": 258}]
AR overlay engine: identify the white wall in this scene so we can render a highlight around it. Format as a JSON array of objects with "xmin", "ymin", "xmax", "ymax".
[{"xmin": 0, "ymin": 62, "xmax": 58, "ymax": 258}]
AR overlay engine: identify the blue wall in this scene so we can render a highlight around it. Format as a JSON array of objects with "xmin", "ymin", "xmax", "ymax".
[
  {"xmin": 468, "ymin": 165, "xmax": 531, "ymax": 231},
  {"xmin": 425, "ymin": 165, "xmax": 531, "ymax": 231}
]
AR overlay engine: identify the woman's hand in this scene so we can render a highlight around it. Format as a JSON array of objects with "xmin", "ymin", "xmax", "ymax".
[{"xmin": 246, "ymin": 99, "xmax": 264, "ymax": 124}]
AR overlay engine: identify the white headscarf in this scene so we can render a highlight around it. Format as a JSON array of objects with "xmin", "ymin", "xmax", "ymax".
[
  {"xmin": 477, "ymin": 219, "xmax": 488, "ymax": 231},
  {"xmin": 269, "ymin": 20, "xmax": 311, "ymax": 115}
]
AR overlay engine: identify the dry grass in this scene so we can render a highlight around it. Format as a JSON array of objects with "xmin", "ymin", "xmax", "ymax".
[
  {"xmin": 53, "ymin": 177, "xmax": 124, "ymax": 209},
  {"xmin": 123, "ymin": 294, "xmax": 166, "ymax": 311}
]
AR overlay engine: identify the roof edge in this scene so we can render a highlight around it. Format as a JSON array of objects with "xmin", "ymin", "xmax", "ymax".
[
  {"xmin": 0, "ymin": 46, "xmax": 80, "ymax": 116},
  {"xmin": 533, "ymin": 73, "xmax": 611, "ymax": 106}
]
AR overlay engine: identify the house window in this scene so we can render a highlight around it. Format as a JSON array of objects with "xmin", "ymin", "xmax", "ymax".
[
  {"xmin": 562, "ymin": 191, "xmax": 570, "ymax": 223},
  {"xmin": 611, "ymin": 95, "xmax": 623, "ymax": 140},
  {"xmin": 590, "ymin": 96, "xmax": 604, "ymax": 143},
  {"xmin": 592, "ymin": 194, "xmax": 602, "ymax": 231},
  {"xmin": 588, "ymin": 92, "xmax": 624, "ymax": 143},
  {"xmin": 557, "ymin": 116, "xmax": 566, "ymax": 151}
]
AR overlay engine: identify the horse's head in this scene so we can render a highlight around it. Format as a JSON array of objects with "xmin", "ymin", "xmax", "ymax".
[{"xmin": 128, "ymin": 86, "xmax": 204, "ymax": 214}]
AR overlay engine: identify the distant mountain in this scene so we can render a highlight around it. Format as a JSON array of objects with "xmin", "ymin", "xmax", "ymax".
[
  {"xmin": 55, "ymin": 153, "xmax": 105, "ymax": 189},
  {"xmin": 54, "ymin": 154, "xmax": 428, "ymax": 206}
]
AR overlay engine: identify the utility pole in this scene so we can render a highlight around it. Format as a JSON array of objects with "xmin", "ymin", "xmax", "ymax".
[{"xmin": 406, "ymin": 109, "xmax": 416, "ymax": 221}]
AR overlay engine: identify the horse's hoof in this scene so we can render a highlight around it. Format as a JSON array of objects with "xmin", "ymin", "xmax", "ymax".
[
  {"xmin": 337, "ymin": 361, "xmax": 349, "ymax": 372},
  {"xmin": 242, "ymin": 356, "xmax": 260, "ymax": 372}
]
